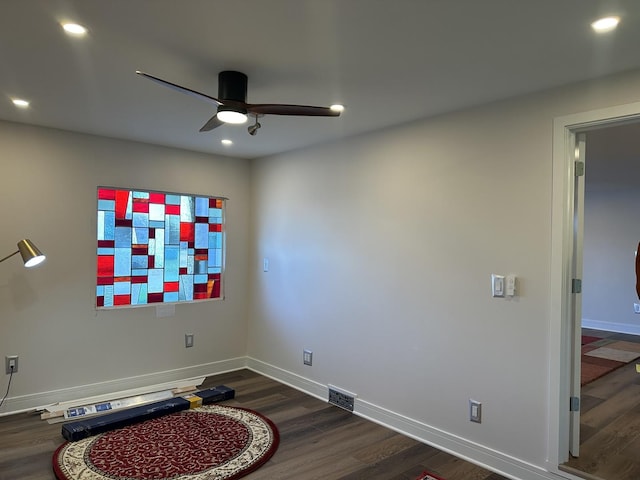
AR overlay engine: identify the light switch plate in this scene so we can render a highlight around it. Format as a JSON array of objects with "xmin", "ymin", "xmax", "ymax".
[{"xmin": 491, "ymin": 274, "xmax": 505, "ymax": 297}]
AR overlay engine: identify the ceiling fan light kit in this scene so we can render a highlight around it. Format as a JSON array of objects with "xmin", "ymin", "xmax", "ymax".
[{"xmin": 136, "ymin": 69, "xmax": 341, "ymax": 136}]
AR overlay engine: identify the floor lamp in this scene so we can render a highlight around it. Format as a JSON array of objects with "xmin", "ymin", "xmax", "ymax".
[{"xmin": 0, "ymin": 239, "xmax": 46, "ymax": 268}]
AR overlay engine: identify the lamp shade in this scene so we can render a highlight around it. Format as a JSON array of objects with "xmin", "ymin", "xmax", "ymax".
[{"xmin": 17, "ymin": 239, "xmax": 46, "ymax": 267}]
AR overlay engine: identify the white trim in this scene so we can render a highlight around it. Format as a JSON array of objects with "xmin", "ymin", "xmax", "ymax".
[
  {"xmin": 582, "ymin": 318, "xmax": 640, "ymax": 336},
  {"xmin": 248, "ymin": 358, "xmax": 585, "ymax": 480},
  {"xmin": 0, "ymin": 357, "xmax": 246, "ymax": 416},
  {"xmin": 550, "ymin": 101, "xmax": 640, "ymax": 468}
]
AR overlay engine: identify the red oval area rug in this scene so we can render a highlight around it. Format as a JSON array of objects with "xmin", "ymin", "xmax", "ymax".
[{"xmin": 52, "ymin": 404, "xmax": 279, "ymax": 480}]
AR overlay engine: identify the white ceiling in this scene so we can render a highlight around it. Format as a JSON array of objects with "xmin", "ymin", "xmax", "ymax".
[{"xmin": 2, "ymin": 0, "xmax": 640, "ymax": 159}]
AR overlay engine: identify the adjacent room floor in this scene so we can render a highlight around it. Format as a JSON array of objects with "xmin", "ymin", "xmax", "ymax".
[{"xmin": 564, "ymin": 329, "xmax": 640, "ymax": 480}]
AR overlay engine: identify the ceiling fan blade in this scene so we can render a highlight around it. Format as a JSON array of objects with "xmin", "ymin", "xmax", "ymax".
[
  {"xmin": 199, "ymin": 115, "xmax": 224, "ymax": 132},
  {"xmin": 136, "ymin": 71, "xmax": 223, "ymax": 106},
  {"xmin": 247, "ymin": 104, "xmax": 340, "ymax": 117}
]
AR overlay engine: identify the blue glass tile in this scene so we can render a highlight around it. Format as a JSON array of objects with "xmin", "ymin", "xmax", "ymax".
[
  {"xmin": 165, "ymin": 194, "xmax": 181, "ymax": 205},
  {"xmin": 149, "ymin": 220, "xmax": 164, "ymax": 229},
  {"xmin": 104, "ymin": 211, "xmax": 115, "ymax": 240},
  {"xmin": 208, "ymin": 267, "xmax": 222, "ymax": 274},
  {"xmin": 208, "ymin": 208, "xmax": 222, "ymax": 221},
  {"xmin": 132, "ymin": 255, "xmax": 148, "ymax": 269},
  {"xmin": 148, "ymin": 238, "xmax": 155, "ymax": 256},
  {"xmin": 195, "ymin": 260, "xmax": 207, "ymax": 274},
  {"xmin": 114, "ymin": 248, "xmax": 132, "ymax": 276},
  {"xmin": 165, "ymin": 245, "xmax": 179, "ymax": 282},
  {"xmin": 97, "ymin": 247, "xmax": 115, "ymax": 255},
  {"xmin": 179, "ymin": 241, "xmax": 188, "ymax": 267},
  {"xmin": 164, "ymin": 291, "xmax": 179, "ymax": 302},
  {"xmin": 208, "ymin": 249, "xmax": 222, "ymax": 267},
  {"xmin": 133, "ymin": 212, "xmax": 149, "ymax": 227},
  {"xmin": 131, "ymin": 269, "xmax": 148, "ymax": 276},
  {"xmin": 97, "ymin": 211, "xmax": 105, "ymax": 240},
  {"xmin": 180, "ymin": 275, "xmax": 194, "ymax": 301},
  {"xmin": 133, "ymin": 191, "xmax": 149, "ymax": 199},
  {"xmin": 149, "ymin": 203, "xmax": 165, "ymax": 221},
  {"xmin": 180, "ymin": 196, "xmax": 194, "ymax": 222},
  {"xmin": 195, "ymin": 197, "xmax": 208, "ymax": 217},
  {"xmin": 195, "ymin": 223, "xmax": 208, "ymax": 249},
  {"xmin": 137, "ymin": 284, "xmax": 148, "ymax": 304},
  {"xmin": 133, "ymin": 227, "xmax": 149, "ymax": 244},
  {"xmin": 209, "ymin": 232, "xmax": 222, "ymax": 249},
  {"xmin": 114, "ymin": 226, "xmax": 132, "ymax": 247},
  {"xmin": 104, "ymin": 285, "xmax": 114, "ymax": 307},
  {"xmin": 125, "ymin": 193, "xmax": 133, "ymax": 220},
  {"xmin": 187, "ymin": 254, "xmax": 194, "ymax": 274},
  {"xmin": 155, "ymin": 232, "xmax": 164, "ymax": 267},
  {"xmin": 194, "ymin": 274, "xmax": 207, "ymax": 284},
  {"xmin": 131, "ymin": 284, "xmax": 141, "ymax": 305},
  {"xmin": 96, "ymin": 285, "xmax": 104, "ymax": 296},
  {"xmin": 165, "ymin": 215, "xmax": 180, "ymax": 245},
  {"xmin": 114, "ymin": 281, "xmax": 131, "ymax": 295},
  {"xmin": 148, "ymin": 269, "xmax": 163, "ymax": 293},
  {"xmin": 98, "ymin": 199, "xmax": 115, "ymax": 211}
]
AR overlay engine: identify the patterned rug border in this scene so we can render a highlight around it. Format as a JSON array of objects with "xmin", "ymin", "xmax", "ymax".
[{"xmin": 52, "ymin": 404, "xmax": 279, "ymax": 480}]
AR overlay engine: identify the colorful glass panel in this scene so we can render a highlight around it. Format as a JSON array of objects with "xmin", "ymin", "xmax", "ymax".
[{"xmin": 96, "ymin": 187, "xmax": 225, "ymax": 308}]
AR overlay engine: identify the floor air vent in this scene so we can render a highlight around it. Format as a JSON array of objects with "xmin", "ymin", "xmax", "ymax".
[{"xmin": 328, "ymin": 385, "xmax": 355, "ymax": 412}]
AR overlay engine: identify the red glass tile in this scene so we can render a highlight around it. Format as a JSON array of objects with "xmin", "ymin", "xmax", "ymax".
[
  {"xmin": 132, "ymin": 246, "xmax": 148, "ymax": 255},
  {"xmin": 115, "ymin": 190, "xmax": 130, "ymax": 220},
  {"xmin": 194, "ymin": 292, "xmax": 207, "ymax": 300},
  {"xmin": 133, "ymin": 201, "xmax": 149, "ymax": 213},
  {"xmin": 209, "ymin": 223, "xmax": 222, "ymax": 232},
  {"xmin": 98, "ymin": 188, "xmax": 116, "ymax": 200},
  {"xmin": 97, "ymin": 255, "xmax": 114, "ymax": 277},
  {"xmin": 97, "ymin": 296, "xmax": 104, "ymax": 307},
  {"xmin": 180, "ymin": 267, "xmax": 187, "ymax": 274},
  {"xmin": 149, "ymin": 192, "xmax": 165, "ymax": 204},
  {"xmin": 212, "ymin": 279, "xmax": 221, "ymax": 298},
  {"xmin": 148, "ymin": 256, "xmax": 155, "ymax": 268},
  {"xmin": 196, "ymin": 216, "xmax": 208, "ymax": 223},
  {"xmin": 115, "ymin": 219, "xmax": 132, "ymax": 227},
  {"xmin": 180, "ymin": 222, "xmax": 195, "ymax": 242},
  {"xmin": 148, "ymin": 293, "xmax": 164, "ymax": 303},
  {"xmin": 164, "ymin": 282, "xmax": 179, "ymax": 292},
  {"xmin": 148, "ymin": 228, "xmax": 155, "ymax": 239},
  {"xmin": 194, "ymin": 283, "xmax": 207, "ymax": 293},
  {"xmin": 166, "ymin": 204, "xmax": 180, "ymax": 215},
  {"xmin": 195, "ymin": 249, "xmax": 207, "ymax": 255},
  {"xmin": 194, "ymin": 253, "xmax": 207, "ymax": 262},
  {"xmin": 114, "ymin": 295, "xmax": 131, "ymax": 306},
  {"xmin": 97, "ymin": 276, "xmax": 113, "ymax": 286},
  {"xmin": 98, "ymin": 240, "xmax": 115, "ymax": 248},
  {"xmin": 131, "ymin": 276, "xmax": 147, "ymax": 283}
]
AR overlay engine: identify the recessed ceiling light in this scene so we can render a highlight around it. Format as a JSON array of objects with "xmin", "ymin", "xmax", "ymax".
[
  {"xmin": 591, "ymin": 16, "xmax": 620, "ymax": 33},
  {"xmin": 221, "ymin": 139, "xmax": 233, "ymax": 146},
  {"xmin": 330, "ymin": 104, "xmax": 345, "ymax": 113},
  {"xmin": 62, "ymin": 23, "xmax": 88, "ymax": 36},
  {"xmin": 12, "ymin": 98, "xmax": 30, "ymax": 108}
]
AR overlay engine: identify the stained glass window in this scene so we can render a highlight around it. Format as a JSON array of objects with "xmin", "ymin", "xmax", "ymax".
[{"xmin": 96, "ymin": 187, "xmax": 225, "ymax": 308}]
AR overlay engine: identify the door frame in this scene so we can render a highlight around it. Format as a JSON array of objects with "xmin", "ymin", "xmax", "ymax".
[{"xmin": 549, "ymin": 101, "xmax": 640, "ymax": 469}]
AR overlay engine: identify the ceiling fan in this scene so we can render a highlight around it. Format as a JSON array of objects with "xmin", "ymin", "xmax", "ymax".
[{"xmin": 136, "ymin": 70, "xmax": 342, "ymax": 136}]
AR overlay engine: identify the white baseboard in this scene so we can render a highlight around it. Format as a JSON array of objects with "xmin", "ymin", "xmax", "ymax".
[
  {"xmin": 247, "ymin": 357, "xmax": 579, "ymax": 480},
  {"xmin": 582, "ymin": 318, "xmax": 640, "ymax": 335},
  {"xmin": 0, "ymin": 357, "xmax": 246, "ymax": 416}
]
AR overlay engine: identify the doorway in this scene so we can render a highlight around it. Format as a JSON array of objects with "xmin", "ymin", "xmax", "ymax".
[{"xmin": 551, "ymin": 102, "xmax": 640, "ymax": 478}]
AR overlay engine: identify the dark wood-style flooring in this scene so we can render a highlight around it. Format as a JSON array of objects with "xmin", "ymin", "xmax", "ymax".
[
  {"xmin": 564, "ymin": 329, "xmax": 640, "ymax": 480},
  {"xmin": 0, "ymin": 369, "xmax": 508, "ymax": 480}
]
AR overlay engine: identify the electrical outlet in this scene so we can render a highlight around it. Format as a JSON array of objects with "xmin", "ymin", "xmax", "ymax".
[
  {"xmin": 5, "ymin": 355, "xmax": 18, "ymax": 374},
  {"xmin": 634, "ymin": 303, "xmax": 640, "ymax": 314},
  {"xmin": 469, "ymin": 399, "xmax": 482, "ymax": 423},
  {"xmin": 303, "ymin": 349, "xmax": 313, "ymax": 366},
  {"xmin": 185, "ymin": 334, "xmax": 194, "ymax": 348}
]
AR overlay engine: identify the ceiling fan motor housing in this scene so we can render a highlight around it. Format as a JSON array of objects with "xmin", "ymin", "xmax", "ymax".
[{"xmin": 218, "ymin": 71, "xmax": 247, "ymax": 102}]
